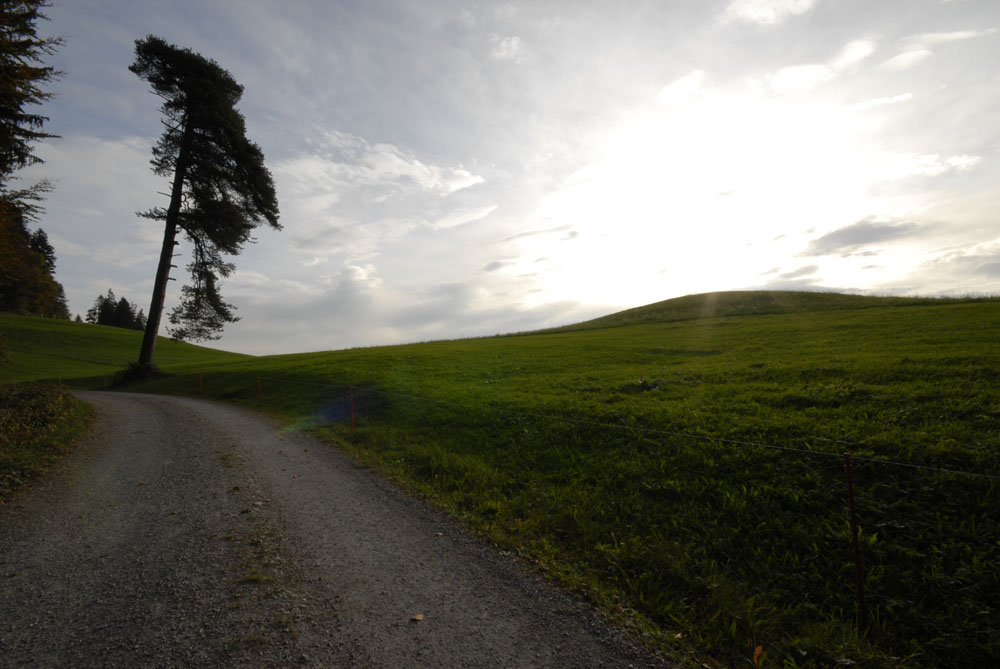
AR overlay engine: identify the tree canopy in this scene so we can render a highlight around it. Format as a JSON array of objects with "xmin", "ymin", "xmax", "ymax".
[
  {"xmin": 0, "ymin": 0, "xmax": 60, "ymax": 189},
  {"xmin": 0, "ymin": 1, "xmax": 66, "ymax": 320},
  {"xmin": 130, "ymin": 35, "xmax": 280, "ymax": 364},
  {"xmin": 85, "ymin": 289, "xmax": 146, "ymax": 330},
  {"xmin": 0, "ymin": 200, "xmax": 68, "ymax": 317}
]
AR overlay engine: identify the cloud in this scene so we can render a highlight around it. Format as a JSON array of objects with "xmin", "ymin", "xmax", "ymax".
[
  {"xmin": 881, "ymin": 153, "xmax": 982, "ymax": 180},
  {"xmin": 849, "ymin": 92, "xmax": 913, "ymax": 112},
  {"xmin": 316, "ymin": 131, "xmax": 484, "ymax": 196},
  {"xmin": 493, "ymin": 4, "xmax": 517, "ymax": 20},
  {"xmin": 490, "ymin": 35, "xmax": 524, "ymax": 62},
  {"xmin": 769, "ymin": 64, "xmax": 833, "ymax": 93},
  {"xmin": 483, "ymin": 260, "xmax": 509, "ymax": 272},
  {"xmin": 429, "ymin": 204, "xmax": 498, "ymax": 230},
  {"xmin": 503, "ymin": 224, "xmax": 574, "ymax": 242},
  {"xmin": 657, "ymin": 70, "xmax": 707, "ymax": 106},
  {"xmin": 20, "ymin": 134, "xmax": 174, "ymax": 315},
  {"xmin": 780, "ymin": 264, "xmax": 819, "ymax": 279},
  {"xmin": 723, "ymin": 0, "xmax": 816, "ymax": 26},
  {"xmin": 872, "ymin": 238, "xmax": 1000, "ymax": 297},
  {"xmin": 923, "ymin": 238, "xmax": 1000, "ymax": 278},
  {"xmin": 905, "ymin": 29, "xmax": 997, "ymax": 48},
  {"xmin": 274, "ymin": 130, "xmax": 486, "ymax": 258},
  {"xmin": 831, "ymin": 39, "xmax": 877, "ymax": 69},
  {"xmin": 767, "ymin": 38, "xmax": 875, "ymax": 93},
  {"xmin": 803, "ymin": 218, "xmax": 922, "ymax": 256},
  {"xmin": 881, "ymin": 28, "xmax": 996, "ymax": 71},
  {"xmin": 880, "ymin": 50, "xmax": 933, "ymax": 71}
]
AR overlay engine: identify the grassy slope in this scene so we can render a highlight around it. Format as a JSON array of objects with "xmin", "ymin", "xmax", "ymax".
[
  {"xmin": 4, "ymin": 294, "xmax": 999, "ymax": 666},
  {"xmin": 0, "ymin": 313, "xmax": 251, "ymax": 385},
  {"xmin": 544, "ymin": 290, "xmax": 979, "ymax": 332}
]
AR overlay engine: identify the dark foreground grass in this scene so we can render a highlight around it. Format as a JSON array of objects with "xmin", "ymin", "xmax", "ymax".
[
  {"xmin": 110, "ymin": 295, "xmax": 1000, "ymax": 667},
  {"xmin": 0, "ymin": 383, "xmax": 93, "ymax": 498}
]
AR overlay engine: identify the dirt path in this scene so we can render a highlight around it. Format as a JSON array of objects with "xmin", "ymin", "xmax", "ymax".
[{"xmin": 0, "ymin": 391, "xmax": 669, "ymax": 667}]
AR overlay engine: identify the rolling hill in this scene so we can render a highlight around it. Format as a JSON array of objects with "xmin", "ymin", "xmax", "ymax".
[{"xmin": 3, "ymin": 291, "xmax": 999, "ymax": 666}]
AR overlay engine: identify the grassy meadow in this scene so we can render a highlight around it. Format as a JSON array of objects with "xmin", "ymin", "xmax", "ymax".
[
  {"xmin": 3, "ymin": 292, "xmax": 999, "ymax": 666},
  {"xmin": 0, "ymin": 312, "xmax": 250, "ymax": 385}
]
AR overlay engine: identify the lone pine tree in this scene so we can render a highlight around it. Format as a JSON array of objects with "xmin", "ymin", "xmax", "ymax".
[{"xmin": 130, "ymin": 35, "xmax": 279, "ymax": 367}]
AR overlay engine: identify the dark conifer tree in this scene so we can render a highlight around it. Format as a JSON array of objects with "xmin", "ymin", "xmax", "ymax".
[
  {"xmin": 0, "ymin": 1, "xmax": 67, "ymax": 319},
  {"xmin": 28, "ymin": 227, "xmax": 55, "ymax": 272},
  {"xmin": 114, "ymin": 296, "xmax": 135, "ymax": 329},
  {"xmin": 0, "ymin": 201, "xmax": 67, "ymax": 317},
  {"xmin": 85, "ymin": 290, "xmax": 143, "ymax": 330},
  {"xmin": 98, "ymin": 289, "xmax": 117, "ymax": 325},
  {"xmin": 130, "ymin": 35, "xmax": 280, "ymax": 365},
  {"xmin": 0, "ymin": 0, "xmax": 61, "ymax": 194}
]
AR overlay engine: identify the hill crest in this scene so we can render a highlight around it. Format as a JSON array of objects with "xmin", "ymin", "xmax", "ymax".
[{"xmin": 545, "ymin": 290, "xmax": 996, "ymax": 333}]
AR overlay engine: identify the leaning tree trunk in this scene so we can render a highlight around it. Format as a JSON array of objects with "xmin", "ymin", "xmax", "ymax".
[{"xmin": 138, "ymin": 124, "xmax": 193, "ymax": 368}]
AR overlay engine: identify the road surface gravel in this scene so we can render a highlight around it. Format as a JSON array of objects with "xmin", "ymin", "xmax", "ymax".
[{"xmin": 0, "ymin": 391, "xmax": 670, "ymax": 667}]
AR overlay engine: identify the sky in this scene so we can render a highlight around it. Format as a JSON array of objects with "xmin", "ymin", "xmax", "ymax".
[{"xmin": 19, "ymin": 0, "xmax": 1000, "ymax": 355}]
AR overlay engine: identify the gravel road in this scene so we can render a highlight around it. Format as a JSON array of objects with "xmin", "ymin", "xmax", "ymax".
[{"xmin": 0, "ymin": 391, "xmax": 671, "ymax": 667}]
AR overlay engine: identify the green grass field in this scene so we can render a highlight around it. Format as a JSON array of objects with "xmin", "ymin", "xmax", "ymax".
[
  {"xmin": 0, "ymin": 313, "xmax": 250, "ymax": 385},
  {"xmin": 3, "ymin": 292, "xmax": 998, "ymax": 666}
]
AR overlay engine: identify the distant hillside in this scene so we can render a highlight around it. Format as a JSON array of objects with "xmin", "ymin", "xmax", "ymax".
[
  {"xmin": 545, "ymin": 290, "xmax": 996, "ymax": 332},
  {"xmin": 0, "ymin": 313, "xmax": 249, "ymax": 385}
]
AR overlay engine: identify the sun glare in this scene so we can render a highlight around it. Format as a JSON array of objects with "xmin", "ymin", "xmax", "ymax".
[{"xmin": 510, "ymin": 86, "xmax": 913, "ymax": 307}]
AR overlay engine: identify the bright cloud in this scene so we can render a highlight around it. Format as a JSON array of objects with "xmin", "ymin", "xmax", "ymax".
[
  {"xmin": 317, "ymin": 131, "xmax": 484, "ymax": 196},
  {"xmin": 490, "ymin": 35, "xmax": 524, "ymax": 62},
  {"xmin": 723, "ymin": 0, "xmax": 816, "ymax": 26},
  {"xmin": 905, "ymin": 29, "xmax": 997, "ymax": 48},
  {"xmin": 881, "ymin": 153, "xmax": 982, "ymax": 180},
  {"xmin": 274, "ymin": 130, "xmax": 486, "ymax": 260},
  {"xmin": 429, "ymin": 205, "xmax": 499, "ymax": 230},
  {"xmin": 880, "ymin": 50, "xmax": 933, "ymax": 71},
  {"xmin": 657, "ymin": 70, "xmax": 707, "ymax": 106},
  {"xmin": 831, "ymin": 39, "xmax": 877, "ymax": 69},
  {"xmin": 881, "ymin": 27, "xmax": 995, "ymax": 71},
  {"xmin": 768, "ymin": 38, "xmax": 877, "ymax": 93},
  {"xmin": 849, "ymin": 93, "xmax": 914, "ymax": 112},
  {"xmin": 769, "ymin": 64, "xmax": 833, "ymax": 93}
]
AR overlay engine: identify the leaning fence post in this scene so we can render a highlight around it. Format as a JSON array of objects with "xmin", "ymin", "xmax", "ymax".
[{"xmin": 844, "ymin": 452, "xmax": 868, "ymax": 632}]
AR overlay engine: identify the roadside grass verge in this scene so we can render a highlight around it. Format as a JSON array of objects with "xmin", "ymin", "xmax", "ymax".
[
  {"xmin": 114, "ymin": 296, "xmax": 1000, "ymax": 666},
  {"xmin": 0, "ymin": 383, "xmax": 94, "ymax": 498}
]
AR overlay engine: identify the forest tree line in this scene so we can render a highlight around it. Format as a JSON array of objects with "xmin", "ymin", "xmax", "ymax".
[
  {"xmin": 85, "ymin": 290, "xmax": 146, "ymax": 330},
  {"xmin": 0, "ymin": 212, "xmax": 69, "ymax": 318}
]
